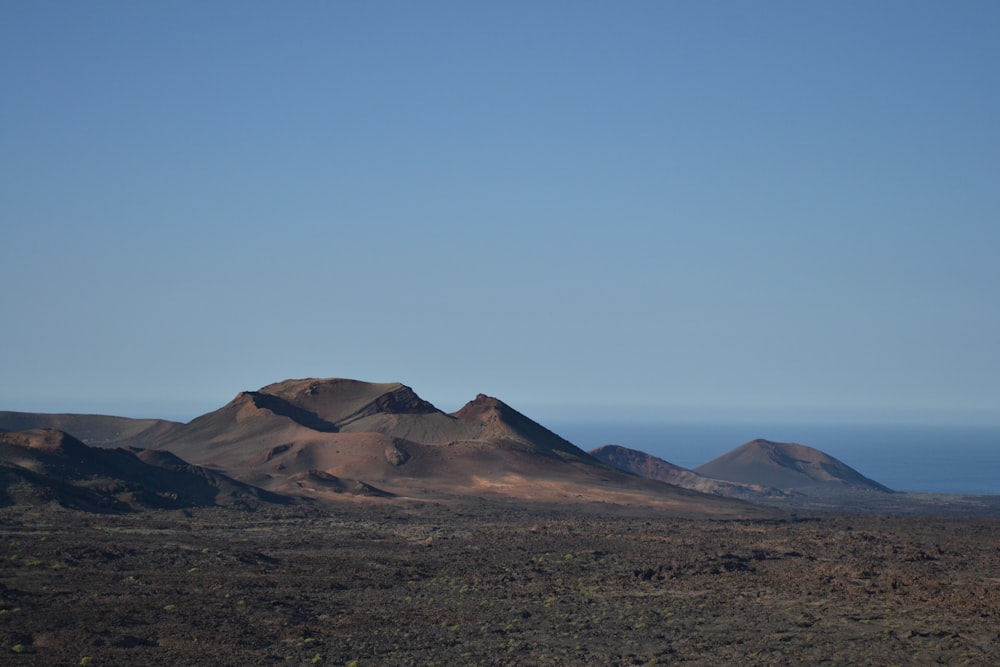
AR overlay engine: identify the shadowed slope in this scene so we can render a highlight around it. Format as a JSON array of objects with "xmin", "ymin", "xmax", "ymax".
[
  {"xmin": 0, "ymin": 429, "xmax": 290, "ymax": 511},
  {"xmin": 590, "ymin": 445, "xmax": 793, "ymax": 501},
  {"xmin": 695, "ymin": 439, "xmax": 893, "ymax": 494},
  {"xmin": 153, "ymin": 390, "xmax": 339, "ymax": 469}
]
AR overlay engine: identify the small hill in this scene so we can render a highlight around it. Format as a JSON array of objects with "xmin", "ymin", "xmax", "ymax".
[
  {"xmin": 0, "ymin": 411, "xmax": 182, "ymax": 448},
  {"xmin": 695, "ymin": 439, "xmax": 893, "ymax": 494},
  {"xmin": 0, "ymin": 428, "xmax": 290, "ymax": 512},
  {"xmin": 590, "ymin": 445, "xmax": 793, "ymax": 501}
]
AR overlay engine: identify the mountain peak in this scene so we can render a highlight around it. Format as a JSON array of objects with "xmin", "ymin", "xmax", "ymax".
[
  {"xmin": 257, "ymin": 378, "xmax": 440, "ymax": 425},
  {"xmin": 452, "ymin": 393, "xmax": 507, "ymax": 419}
]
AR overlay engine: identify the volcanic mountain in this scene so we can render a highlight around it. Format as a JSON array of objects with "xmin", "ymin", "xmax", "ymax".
[
  {"xmin": 150, "ymin": 378, "xmax": 776, "ymax": 516},
  {"xmin": 590, "ymin": 445, "xmax": 794, "ymax": 501},
  {"xmin": 0, "ymin": 428, "xmax": 290, "ymax": 512},
  {"xmin": 694, "ymin": 439, "xmax": 893, "ymax": 494},
  {"xmin": 0, "ymin": 411, "xmax": 182, "ymax": 448}
]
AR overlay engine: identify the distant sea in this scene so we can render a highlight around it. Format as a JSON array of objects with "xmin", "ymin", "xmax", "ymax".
[{"xmin": 547, "ymin": 420, "xmax": 1000, "ymax": 495}]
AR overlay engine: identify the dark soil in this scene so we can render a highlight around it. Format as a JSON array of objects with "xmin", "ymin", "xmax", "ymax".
[{"xmin": 1, "ymin": 500, "xmax": 999, "ymax": 666}]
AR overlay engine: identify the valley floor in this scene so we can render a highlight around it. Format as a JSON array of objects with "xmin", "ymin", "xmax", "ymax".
[{"xmin": 1, "ymin": 500, "xmax": 999, "ymax": 665}]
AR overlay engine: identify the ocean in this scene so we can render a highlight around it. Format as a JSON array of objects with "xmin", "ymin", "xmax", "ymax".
[{"xmin": 547, "ymin": 420, "xmax": 1000, "ymax": 495}]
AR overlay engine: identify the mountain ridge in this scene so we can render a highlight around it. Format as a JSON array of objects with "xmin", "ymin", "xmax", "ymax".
[
  {"xmin": 8, "ymin": 378, "xmax": 898, "ymax": 514},
  {"xmin": 0, "ymin": 411, "xmax": 182, "ymax": 448},
  {"xmin": 144, "ymin": 377, "xmax": 773, "ymax": 515}
]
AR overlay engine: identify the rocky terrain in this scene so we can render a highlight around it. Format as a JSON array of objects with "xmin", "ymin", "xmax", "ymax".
[
  {"xmin": 3, "ymin": 377, "xmax": 1000, "ymax": 664},
  {"xmin": 2, "ymin": 501, "xmax": 1000, "ymax": 666}
]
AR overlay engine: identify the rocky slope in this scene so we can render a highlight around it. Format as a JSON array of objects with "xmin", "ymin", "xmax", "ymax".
[{"xmin": 0, "ymin": 428, "xmax": 289, "ymax": 512}]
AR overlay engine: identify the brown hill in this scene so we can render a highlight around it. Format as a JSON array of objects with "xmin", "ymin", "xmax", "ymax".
[
  {"xmin": 153, "ymin": 378, "xmax": 595, "ymax": 474},
  {"xmin": 590, "ymin": 445, "xmax": 794, "ymax": 501},
  {"xmin": 152, "ymin": 378, "xmax": 778, "ymax": 516},
  {"xmin": 694, "ymin": 439, "xmax": 893, "ymax": 494},
  {"xmin": 0, "ymin": 411, "xmax": 182, "ymax": 448},
  {"xmin": 259, "ymin": 378, "xmax": 439, "ymax": 425},
  {"xmin": 0, "ymin": 428, "xmax": 290, "ymax": 512}
]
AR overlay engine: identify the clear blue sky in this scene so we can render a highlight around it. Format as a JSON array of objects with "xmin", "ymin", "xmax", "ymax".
[{"xmin": 3, "ymin": 1, "xmax": 999, "ymax": 424}]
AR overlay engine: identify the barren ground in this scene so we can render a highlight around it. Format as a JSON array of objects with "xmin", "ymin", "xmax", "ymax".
[{"xmin": 2, "ymin": 500, "xmax": 999, "ymax": 666}]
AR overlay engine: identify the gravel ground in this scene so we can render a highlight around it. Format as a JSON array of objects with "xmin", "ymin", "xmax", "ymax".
[{"xmin": 2, "ymin": 500, "xmax": 999, "ymax": 666}]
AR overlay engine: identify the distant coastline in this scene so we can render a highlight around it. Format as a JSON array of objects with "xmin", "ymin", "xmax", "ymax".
[{"xmin": 549, "ymin": 420, "xmax": 1000, "ymax": 495}]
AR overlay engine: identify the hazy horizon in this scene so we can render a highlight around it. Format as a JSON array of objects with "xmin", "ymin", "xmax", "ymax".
[
  {"xmin": 3, "ymin": 3, "xmax": 998, "ymax": 425},
  {"xmin": 5, "ymin": 387, "xmax": 1000, "ymax": 430}
]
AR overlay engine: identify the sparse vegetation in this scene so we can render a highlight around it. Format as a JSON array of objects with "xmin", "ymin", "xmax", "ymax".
[{"xmin": 0, "ymin": 503, "xmax": 999, "ymax": 665}]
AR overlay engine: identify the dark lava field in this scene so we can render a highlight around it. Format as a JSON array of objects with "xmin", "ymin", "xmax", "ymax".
[{"xmin": 2, "ymin": 500, "xmax": 1000, "ymax": 666}]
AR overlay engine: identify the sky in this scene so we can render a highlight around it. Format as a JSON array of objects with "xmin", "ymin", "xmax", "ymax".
[{"xmin": 2, "ymin": 1, "xmax": 999, "ymax": 425}]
